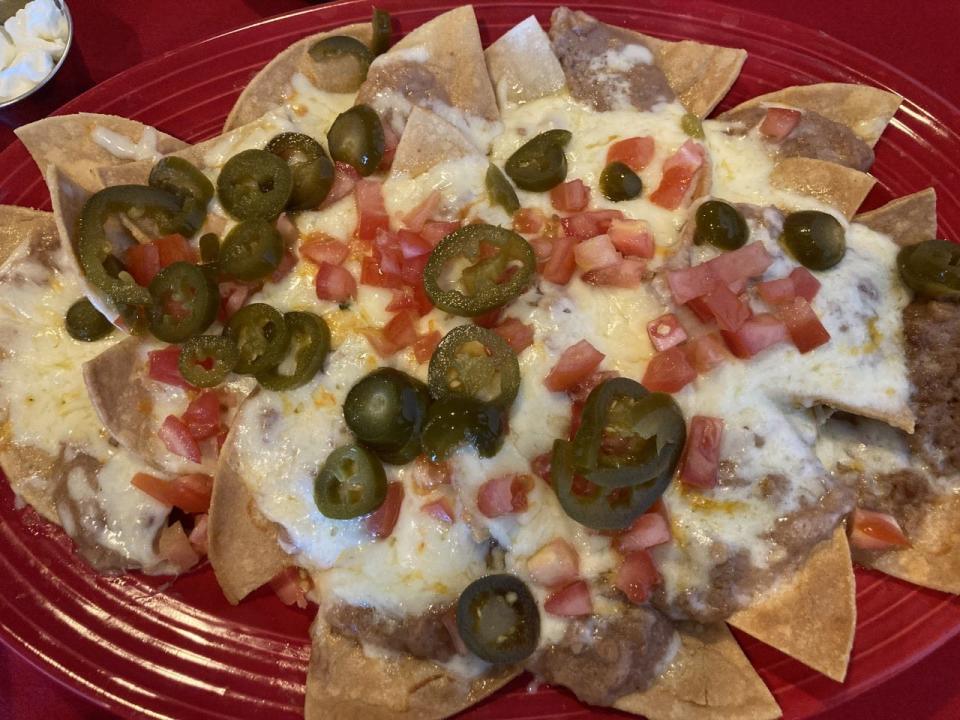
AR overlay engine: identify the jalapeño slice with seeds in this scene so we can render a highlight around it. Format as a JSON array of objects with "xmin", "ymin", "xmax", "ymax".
[
  {"xmin": 65, "ymin": 298, "xmax": 114, "ymax": 342},
  {"xmin": 344, "ymin": 368, "xmax": 430, "ymax": 464},
  {"xmin": 219, "ymin": 220, "xmax": 284, "ymax": 282},
  {"xmin": 224, "ymin": 303, "xmax": 291, "ymax": 375},
  {"xmin": 420, "ymin": 397, "xmax": 504, "ymax": 462},
  {"xmin": 314, "ymin": 444, "xmax": 387, "ymax": 520},
  {"xmin": 554, "ymin": 377, "xmax": 686, "ymax": 531},
  {"xmin": 504, "ymin": 129, "xmax": 571, "ymax": 192},
  {"xmin": 456, "ymin": 574, "xmax": 540, "ymax": 664},
  {"xmin": 179, "ymin": 335, "xmax": 239, "ymax": 388},
  {"xmin": 681, "ymin": 112, "xmax": 705, "ymax": 139},
  {"xmin": 255, "ymin": 311, "xmax": 330, "ymax": 391},
  {"xmin": 897, "ymin": 239, "xmax": 960, "ymax": 300},
  {"xmin": 78, "ymin": 185, "xmax": 183, "ymax": 306},
  {"xmin": 600, "ymin": 161, "xmax": 643, "ymax": 202},
  {"xmin": 485, "ymin": 163, "xmax": 520, "ymax": 215},
  {"xmin": 693, "ymin": 200, "xmax": 748, "ymax": 250},
  {"xmin": 147, "ymin": 261, "xmax": 218, "ymax": 343},
  {"xmin": 148, "ymin": 156, "xmax": 214, "ymax": 236},
  {"xmin": 216, "ymin": 149, "xmax": 293, "ymax": 221},
  {"xmin": 327, "ymin": 104, "xmax": 385, "ymax": 177},
  {"xmin": 308, "ymin": 35, "xmax": 375, "ymax": 91},
  {"xmin": 423, "ymin": 224, "xmax": 535, "ymax": 317},
  {"xmin": 780, "ymin": 210, "xmax": 846, "ymax": 270},
  {"xmin": 265, "ymin": 132, "xmax": 335, "ymax": 211},
  {"xmin": 428, "ymin": 325, "xmax": 520, "ymax": 409}
]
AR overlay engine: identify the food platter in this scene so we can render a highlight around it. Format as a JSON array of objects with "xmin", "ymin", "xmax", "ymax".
[{"xmin": 1, "ymin": 1, "xmax": 959, "ymax": 719}]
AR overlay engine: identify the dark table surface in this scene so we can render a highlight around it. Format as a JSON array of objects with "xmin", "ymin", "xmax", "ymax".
[{"xmin": 1, "ymin": 1, "xmax": 959, "ymax": 718}]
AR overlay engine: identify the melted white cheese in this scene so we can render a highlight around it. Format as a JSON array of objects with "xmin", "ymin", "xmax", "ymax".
[{"xmin": 91, "ymin": 125, "xmax": 161, "ymax": 162}]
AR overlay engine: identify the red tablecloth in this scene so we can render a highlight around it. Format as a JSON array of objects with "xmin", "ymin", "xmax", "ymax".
[{"xmin": 1, "ymin": 1, "xmax": 959, "ymax": 718}]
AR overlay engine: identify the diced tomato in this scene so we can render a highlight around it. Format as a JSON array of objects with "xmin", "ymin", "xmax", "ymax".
[
  {"xmin": 492, "ymin": 317, "xmax": 534, "ymax": 354},
  {"xmin": 402, "ymin": 190, "xmax": 441, "ymax": 231},
  {"xmin": 181, "ymin": 391, "xmax": 221, "ymax": 440},
  {"xmin": 530, "ymin": 452, "xmax": 552, "ymax": 484},
  {"xmin": 544, "ymin": 580, "xmax": 593, "ymax": 617},
  {"xmin": 527, "ymin": 538, "xmax": 580, "ymax": 588},
  {"xmin": 422, "ymin": 497, "xmax": 455, "ymax": 524},
  {"xmin": 684, "ymin": 332, "xmax": 728, "ymax": 374},
  {"xmin": 219, "ymin": 281, "xmax": 252, "ymax": 322},
  {"xmin": 561, "ymin": 210, "xmax": 624, "ymax": 239},
  {"xmin": 473, "ymin": 307, "xmax": 503, "ymax": 330},
  {"xmin": 361, "ymin": 328, "xmax": 398, "ymax": 357},
  {"xmin": 400, "ymin": 253, "xmax": 430, "ymax": 288},
  {"xmin": 541, "ymin": 234, "xmax": 578, "ymax": 285},
  {"xmin": 386, "ymin": 286, "xmax": 416, "ymax": 313},
  {"xmin": 647, "ymin": 313, "xmax": 688, "ymax": 352},
  {"xmin": 321, "ymin": 161, "xmax": 360, "ymax": 208},
  {"xmin": 529, "ymin": 236, "xmax": 554, "ymax": 264},
  {"xmin": 550, "ymin": 179, "xmax": 590, "ymax": 213},
  {"xmin": 383, "ymin": 310, "xmax": 419, "ymax": 350},
  {"xmin": 759, "ymin": 107, "xmax": 802, "ymax": 141},
  {"xmin": 315, "ymin": 262, "xmax": 357, "ymax": 303},
  {"xmin": 131, "ymin": 472, "xmax": 213, "ymax": 513},
  {"xmin": 269, "ymin": 567, "xmax": 310, "ymax": 609},
  {"xmin": 582, "ymin": 258, "xmax": 647, "ymax": 288},
  {"xmin": 155, "ymin": 234, "xmax": 196, "ymax": 267},
  {"xmin": 373, "ymin": 229, "xmax": 403, "ymax": 278},
  {"xmin": 849, "ymin": 508, "xmax": 911, "ymax": 550},
  {"xmin": 608, "ymin": 218, "xmax": 654, "ymax": 258},
  {"xmin": 678, "ymin": 416, "xmax": 724, "ymax": 489},
  {"xmin": 606, "ymin": 136, "xmax": 655, "ymax": 172},
  {"xmin": 573, "ymin": 234, "xmax": 621, "ymax": 271},
  {"xmin": 147, "ymin": 346, "xmax": 193, "ymax": 390},
  {"xmin": 158, "ymin": 522, "xmax": 200, "ymax": 573},
  {"xmin": 685, "ymin": 296, "xmax": 714, "ymax": 323},
  {"xmin": 354, "ymin": 179, "xmax": 390, "ymax": 242},
  {"xmin": 702, "ymin": 283, "xmax": 751, "ymax": 332},
  {"xmin": 708, "ymin": 242, "xmax": 774, "ymax": 287},
  {"xmin": 421, "ymin": 220, "xmax": 460, "ymax": 248},
  {"xmin": 789, "ymin": 267, "xmax": 821, "ymax": 301},
  {"xmin": 649, "ymin": 140, "xmax": 705, "ymax": 210},
  {"xmin": 513, "ymin": 208, "xmax": 549, "ymax": 235},
  {"xmin": 567, "ymin": 370, "xmax": 620, "ymax": 404},
  {"xmin": 666, "ymin": 263, "xmax": 717, "ymax": 305},
  {"xmin": 440, "ymin": 607, "xmax": 469, "ymax": 656},
  {"xmin": 477, "ymin": 474, "xmax": 533, "ymax": 518},
  {"xmin": 188, "ymin": 513, "xmax": 209, "ymax": 555},
  {"xmin": 301, "ymin": 236, "xmax": 350, "ymax": 266},
  {"xmin": 778, "ymin": 297, "xmax": 830, "ymax": 353},
  {"xmin": 397, "ymin": 229, "xmax": 433, "ymax": 260},
  {"xmin": 124, "ymin": 242, "xmax": 161, "ymax": 286},
  {"xmin": 757, "ymin": 276, "xmax": 796, "ymax": 305},
  {"xmin": 615, "ymin": 549, "xmax": 661, "ymax": 604},
  {"xmin": 367, "ymin": 482, "xmax": 404, "ymax": 539},
  {"xmin": 413, "ymin": 329, "xmax": 442, "ymax": 364},
  {"xmin": 721, "ymin": 313, "xmax": 788, "ymax": 358},
  {"xmin": 411, "ymin": 457, "xmax": 452, "ymax": 494},
  {"xmin": 159, "ymin": 415, "xmax": 202, "ymax": 464},
  {"xmin": 615, "ymin": 513, "xmax": 672, "ymax": 553},
  {"xmin": 545, "ymin": 340, "xmax": 605, "ymax": 392},
  {"xmin": 642, "ymin": 346, "xmax": 696, "ymax": 393}
]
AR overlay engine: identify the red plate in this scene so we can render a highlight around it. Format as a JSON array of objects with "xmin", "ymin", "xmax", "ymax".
[{"xmin": 1, "ymin": 1, "xmax": 959, "ymax": 718}]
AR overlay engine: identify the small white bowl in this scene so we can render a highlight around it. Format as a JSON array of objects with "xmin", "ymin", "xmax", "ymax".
[{"xmin": 0, "ymin": 0, "xmax": 73, "ymax": 109}]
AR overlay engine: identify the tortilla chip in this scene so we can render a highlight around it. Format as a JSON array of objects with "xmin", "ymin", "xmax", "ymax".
[
  {"xmin": 209, "ymin": 425, "xmax": 289, "ymax": 605},
  {"xmin": 225, "ymin": 22, "xmax": 372, "ymax": 132},
  {"xmin": 484, "ymin": 16, "xmax": 566, "ymax": 107},
  {"xmin": 771, "ymin": 157, "xmax": 876, "ymax": 219},
  {"xmin": 637, "ymin": 34, "xmax": 746, "ymax": 119},
  {"xmin": 357, "ymin": 6, "xmax": 499, "ymax": 149},
  {"xmin": 616, "ymin": 622, "xmax": 781, "ymax": 720},
  {"xmin": 0, "ymin": 205, "xmax": 53, "ymax": 268},
  {"xmin": 728, "ymin": 526, "xmax": 855, "ymax": 682},
  {"xmin": 855, "ymin": 493, "xmax": 960, "ymax": 595},
  {"xmin": 719, "ymin": 84, "xmax": 901, "ymax": 147},
  {"xmin": 390, "ymin": 107, "xmax": 478, "ymax": 177},
  {"xmin": 16, "ymin": 113, "xmax": 186, "ymax": 191},
  {"xmin": 856, "ymin": 188, "xmax": 937, "ymax": 247},
  {"xmin": 305, "ymin": 616, "xmax": 517, "ymax": 720}
]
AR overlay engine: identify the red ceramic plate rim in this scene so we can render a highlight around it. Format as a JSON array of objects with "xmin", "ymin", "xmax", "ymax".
[{"xmin": 1, "ymin": 1, "xmax": 959, "ymax": 719}]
